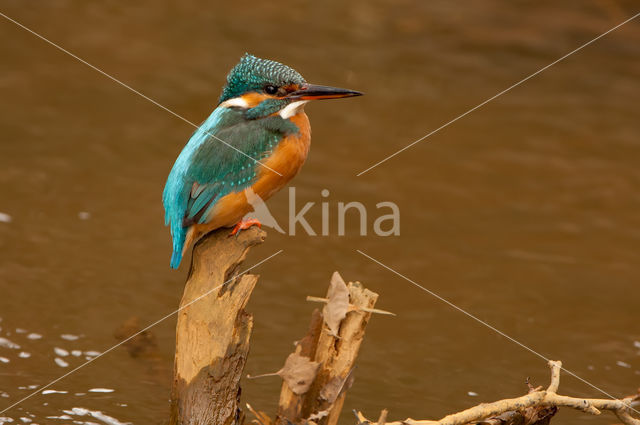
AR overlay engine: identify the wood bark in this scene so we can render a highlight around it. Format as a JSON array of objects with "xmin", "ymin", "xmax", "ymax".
[
  {"xmin": 276, "ymin": 279, "xmax": 379, "ymax": 425},
  {"xmin": 169, "ymin": 226, "xmax": 266, "ymax": 425}
]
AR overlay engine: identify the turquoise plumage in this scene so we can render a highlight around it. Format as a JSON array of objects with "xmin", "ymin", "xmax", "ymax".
[
  {"xmin": 219, "ymin": 54, "xmax": 305, "ymax": 103},
  {"xmin": 163, "ymin": 106, "xmax": 299, "ymax": 268},
  {"xmin": 163, "ymin": 53, "xmax": 361, "ymax": 269}
]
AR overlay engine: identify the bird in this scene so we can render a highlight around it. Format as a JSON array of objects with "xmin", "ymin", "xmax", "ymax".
[{"xmin": 163, "ymin": 53, "xmax": 362, "ymax": 268}]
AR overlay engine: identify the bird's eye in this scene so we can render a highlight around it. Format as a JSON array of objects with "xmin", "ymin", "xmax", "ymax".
[{"xmin": 264, "ymin": 85, "xmax": 278, "ymax": 95}]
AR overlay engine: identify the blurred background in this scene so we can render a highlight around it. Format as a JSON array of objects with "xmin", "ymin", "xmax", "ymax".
[{"xmin": 1, "ymin": 1, "xmax": 639, "ymax": 424}]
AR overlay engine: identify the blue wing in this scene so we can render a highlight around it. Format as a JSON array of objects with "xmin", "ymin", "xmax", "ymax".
[{"xmin": 162, "ymin": 106, "xmax": 298, "ymax": 268}]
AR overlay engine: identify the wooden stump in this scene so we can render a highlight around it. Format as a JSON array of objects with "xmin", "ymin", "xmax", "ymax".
[
  {"xmin": 276, "ymin": 277, "xmax": 379, "ymax": 425},
  {"xmin": 169, "ymin": 226, "xmax": 266, "ymax": 425}
]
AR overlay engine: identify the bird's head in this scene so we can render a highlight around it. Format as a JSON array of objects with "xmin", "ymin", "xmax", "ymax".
[{"xmin": 218, "ymin": 53, "xmax": 362, "ymax": 119}]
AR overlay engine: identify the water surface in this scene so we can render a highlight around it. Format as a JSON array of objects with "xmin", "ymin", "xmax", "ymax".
[{"xmin": 1, "ymin": 1, "xmax": 639, "ymax": 424}]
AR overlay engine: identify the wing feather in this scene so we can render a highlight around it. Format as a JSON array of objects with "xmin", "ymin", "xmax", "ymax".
[{"xmin": 162, "ymin": 106, "xmax": 299, "ymax": 267}]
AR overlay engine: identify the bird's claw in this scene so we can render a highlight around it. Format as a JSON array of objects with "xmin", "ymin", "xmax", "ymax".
[{"xmin": 229, "ymin": 218, "xmax": 262, "ymax": 237}]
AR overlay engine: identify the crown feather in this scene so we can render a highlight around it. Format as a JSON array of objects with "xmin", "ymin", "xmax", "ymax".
[{"xmin": 218, "ymin": 54, "xmax": 306, "ymax": 103}]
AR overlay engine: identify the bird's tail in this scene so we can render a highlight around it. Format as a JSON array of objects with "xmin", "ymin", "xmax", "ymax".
[{"xmin": 170, "ymin": 226, "xmax": 187, "ymax": 269}]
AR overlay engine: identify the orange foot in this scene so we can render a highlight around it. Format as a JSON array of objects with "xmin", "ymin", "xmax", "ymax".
[{"xmin": 229, "ymin": 218, "xmax": 262, "ymax": 237}]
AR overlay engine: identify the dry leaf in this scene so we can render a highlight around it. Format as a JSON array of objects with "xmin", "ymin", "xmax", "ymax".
[
  {"xmin": 320, "ymin": 376, "xmax": 343, "ymax": 403},
  {"xmin": 320, "ymin": 368, "xmax": 355, "ymax": 403},
  {"xmin": 323, "ymin": 272, "xmax": 350, "ymax": 337},
  {"xmin": 278, "ymin": 352, "xmax": 320, "ymax": 395},
  {"xmin": 307, "ymin": 410, "xmax": 330, "ymax": 421}
]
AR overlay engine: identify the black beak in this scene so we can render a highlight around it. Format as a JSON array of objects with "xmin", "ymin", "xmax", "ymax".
[{"xmin": 287, "ymin": 83, "xmax": 363, "ymax": 100}]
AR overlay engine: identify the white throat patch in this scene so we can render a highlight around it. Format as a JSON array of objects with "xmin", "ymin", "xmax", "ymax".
[
  {"xmin": 219, "ymin": 97, "xmax": 249, "ymax": 109},
  {"xmin": 279, "ymin": 100, "xmax": 308, "ymax": 119},
  {"xmin": 219, "ymin": 97, "xmax": 308, "ymax": 119}
]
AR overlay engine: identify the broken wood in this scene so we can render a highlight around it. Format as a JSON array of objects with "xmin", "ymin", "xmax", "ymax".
[
  {"xmin": 166, "ymin": 229, "xmax": 638, "ymax": 425},
  {"xmin": 169, "ymin": 226, "xmax": 266, "ymax": 425},
  {"xmin": 168, "ymin": 226, "xmax": 381, "ymax": 425},
  {"xmin": 276, "ymin": 272, "xmax": 380, "ymax": 425},
  {"xmin": 355, "ymin": 360, "xmax": 640, "ymax": 425}
]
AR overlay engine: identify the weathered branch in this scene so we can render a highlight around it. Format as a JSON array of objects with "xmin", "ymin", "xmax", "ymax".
[
  {"xmin": 165, "ymin": 231, "xmax": 639, "ymax": 425},
  {"xmin": 355, "ymin": 360, "xmax": 640, "ymax": 425},
  {"xmin": 275, "ymin": 272, "xmax": 380, "ymax": 425},
  {"xmin": 169, "ymin": 226, "xmax": 266, "ymax": 425}
]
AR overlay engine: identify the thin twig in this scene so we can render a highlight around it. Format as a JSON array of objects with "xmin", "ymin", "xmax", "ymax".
[
  {"xmin": 356, "ymin": 360, "xmax": 640, "ymax": 425},
  {"xmin": 306, "ymin": 296, "xmax": 396, "ymax": 316}
]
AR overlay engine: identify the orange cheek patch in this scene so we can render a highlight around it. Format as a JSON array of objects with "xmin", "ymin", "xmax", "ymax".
[
  {"xmin": 241, "ymin": 92, "xmax": 273, "ymax": 108},
  {"xmin": 282, "ymin": 83, "xmax": 300, "ymax": 93}
]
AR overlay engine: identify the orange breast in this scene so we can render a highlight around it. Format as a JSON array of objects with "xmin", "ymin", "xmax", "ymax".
[
  {"xmin": 183, "ymin": 112, "xmax": 311, "ymax": 252},
  {"xmin": 253, "ymin": 112, "xmax": 311, "ymax": 201}
]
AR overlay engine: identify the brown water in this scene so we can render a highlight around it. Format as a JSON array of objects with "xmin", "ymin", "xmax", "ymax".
[{"xmin": 1, "ymin": 1, "xmax": 639, "ymax": 424}]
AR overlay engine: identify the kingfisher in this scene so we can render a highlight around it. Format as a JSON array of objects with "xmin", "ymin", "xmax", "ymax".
[{"xmin": 163, "ymin": 53, "xmax": 362, "ymax": 268}]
